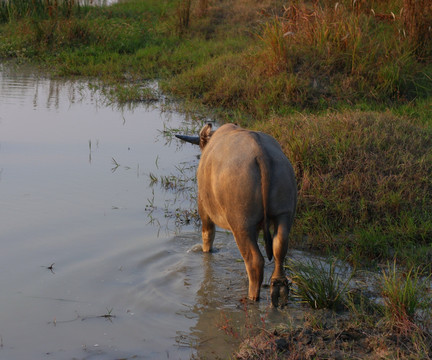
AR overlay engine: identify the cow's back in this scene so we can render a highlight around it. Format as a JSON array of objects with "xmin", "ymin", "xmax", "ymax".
[{"xmin": 197, "ymin": 124, "xmax": 296, "ymax": 231}]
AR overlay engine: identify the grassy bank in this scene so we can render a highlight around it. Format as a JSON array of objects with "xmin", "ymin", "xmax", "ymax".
[
  {"xmin": 256, "ymin": 111, "xmax": 432, "ymax": 268},
  {"xmin": 0, "ymin": 0, "xmax": 431, "ymax": 267},
  {"xmin": 234, "ymin": 258, "xmax": 432, "ymax": 359}
]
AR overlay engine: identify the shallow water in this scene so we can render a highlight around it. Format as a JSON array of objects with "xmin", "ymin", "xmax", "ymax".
[{"xmin": 0, "ymin": 63, "xmax": 307, "ymax": 359}]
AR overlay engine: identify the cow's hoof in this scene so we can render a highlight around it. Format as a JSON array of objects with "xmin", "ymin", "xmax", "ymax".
[
  {"xmin": 247, "ymin": 294, "xmax": 260, "ymax": 302},
  {"xmin": 270, "ymin": 278, "xmax": 290, "ymax": 308}
]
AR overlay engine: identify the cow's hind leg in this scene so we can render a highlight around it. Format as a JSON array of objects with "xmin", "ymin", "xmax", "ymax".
[
  {"xmin": 201, "ymin": 217, "xmax": 215, "ymax": 252},
  {"xmin": 199, "ymin": 205, "xmax": 215, "ymax": 252},
  {"xmin": 234, "ymin": 229, "xmax": 264, "ymax": 301},
  {"xmin": 270, "ymin": 214, "xmax": 293, "ymax": 308}
]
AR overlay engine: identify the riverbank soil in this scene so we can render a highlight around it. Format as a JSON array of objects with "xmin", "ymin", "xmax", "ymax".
[{"xmin": 236, "ymin": 309, "xmax": 432, "ymax": 359}]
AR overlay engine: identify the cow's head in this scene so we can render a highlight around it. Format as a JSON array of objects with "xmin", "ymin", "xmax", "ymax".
[{"xmin": 175, "ymin": 123, "xmax": 214, "ymax": 150}]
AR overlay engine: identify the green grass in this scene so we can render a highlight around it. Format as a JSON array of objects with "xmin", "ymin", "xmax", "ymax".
[
  {"xmin": 381, "ymin": 261, "xmax": 431, "ymax": 334},
  {"xmin": 287, "ymin": 257, "xmax": 353, "ymax": 310}
]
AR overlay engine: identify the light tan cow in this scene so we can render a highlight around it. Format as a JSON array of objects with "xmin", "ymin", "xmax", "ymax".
[{"xmin": 176, "ymin": 123, "xmax": 297, "ymax": 307}]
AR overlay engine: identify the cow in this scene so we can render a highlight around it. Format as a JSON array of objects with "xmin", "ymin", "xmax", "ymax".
[{"xmin": 176, "ymin": 123, "xmax": 297, "ymax": 307}]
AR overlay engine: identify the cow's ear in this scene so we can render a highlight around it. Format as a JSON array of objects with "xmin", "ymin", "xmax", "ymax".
[{"xmin": 199, "ymin": 123, "xmax": 212, "ymax": 150}]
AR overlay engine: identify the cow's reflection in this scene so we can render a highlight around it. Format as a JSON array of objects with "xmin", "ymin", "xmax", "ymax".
[{"xmin": 181, "ymin": 232, "xmax": 276, "ymax": 359}]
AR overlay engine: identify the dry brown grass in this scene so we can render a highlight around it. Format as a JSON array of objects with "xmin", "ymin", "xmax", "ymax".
[
  {"xmin": 175, "ymin": 0, "xmax": 192, "ymax": 34},
  {"xmin": 403, "ymin": 0, "xmax": 432, "ymax": 56},
  {"xmin": 196, "ymin": 0, "xmax": 208, "ymax": 17}
]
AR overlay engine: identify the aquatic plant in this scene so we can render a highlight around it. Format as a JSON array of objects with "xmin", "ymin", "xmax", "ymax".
[{"xmin": 287, "ymin": 257, "xmax": 353, "ymax": 310}]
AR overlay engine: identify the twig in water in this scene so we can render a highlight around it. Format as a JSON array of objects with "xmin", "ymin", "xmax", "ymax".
[
  {"xmin": 111, "ymin": 157, "xmax": 120, "ymax": 172},
  {"xmin": 81, "ymin": 308, "xmax": 116, "ymax": 322},
  {"xmin": 41, "ymin": 263, "xmax": 55, "ymax": 273}
]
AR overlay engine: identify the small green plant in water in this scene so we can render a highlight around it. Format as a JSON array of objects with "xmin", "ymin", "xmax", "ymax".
[
  {"xmin": 381, "ymin": 261, "xmax": 430, "ymax": 334},
  {"xmin": 287, "ymin": 257, "xmax": 353, "ymax": 310}
]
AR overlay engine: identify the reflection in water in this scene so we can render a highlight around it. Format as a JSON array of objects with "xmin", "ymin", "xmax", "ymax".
[
  {"xmin": 190, "ymin": 247, "xmax": 246, "ymax": 356},
  {"xmin": 167, "ymin": 232, "xmax": 248, "ymax": 357},
  {"xmin": 1, "ymin": 63, "xmax": 86, "ymax": 109}
]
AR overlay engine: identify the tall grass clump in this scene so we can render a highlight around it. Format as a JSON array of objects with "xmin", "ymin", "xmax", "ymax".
[
  {"xmin": 175, "ymin": 0, "xmax": 191, "ymax": 35},
  {"xmin": 402, "ymin": 0, "xmax": 432, "ymax": 57},
  {"xmin": 257, "ymin": 16, "xmax": 291, "ymax": 75},
  {"xmin": 287, "ymin": 257, "xmax": 353, "ymax": 310},
  {"xmin": 258, "ymin": 0, "xmax": 431, "ymax": 103},
  {"xmin": 0, "ymin": 0, "xmax": 80, "ymax": 23},
  {"xmin": 381, "ymin": 261, "xmax": 431, "ymax": 334}
]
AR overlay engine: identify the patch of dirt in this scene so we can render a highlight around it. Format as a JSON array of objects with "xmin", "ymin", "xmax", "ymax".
[{"xmin": 235, "ymin": 310, "xmax": 432, "ymax": 359}]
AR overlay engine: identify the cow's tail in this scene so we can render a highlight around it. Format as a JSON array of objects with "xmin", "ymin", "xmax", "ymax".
[{"xmin": 257, "ymin": 154, "xmax": 273, "ymax": 261}]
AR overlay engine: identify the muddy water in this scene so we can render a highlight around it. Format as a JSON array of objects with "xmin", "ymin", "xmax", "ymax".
[{"xmin": 0, "ymin": 64, "xmax": 303, "ymax": 359}]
